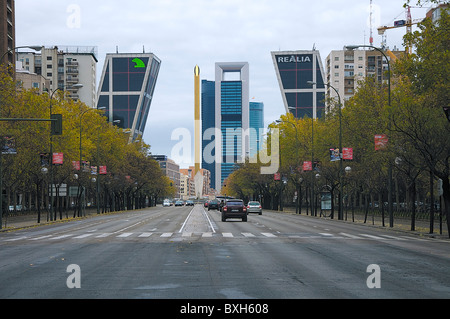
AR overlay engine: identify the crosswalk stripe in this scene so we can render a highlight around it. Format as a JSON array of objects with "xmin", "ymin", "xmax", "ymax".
[
  {"xmin": 359, "ymin": 234, "xmax": 387, "ymax": 240},
  {"xmin": 340, "ymin": 232, "xmax": 363, "ymax": 239},
  {"xmin": 262, "ymin": 233, "xmax": 277, "ymax": 237},
  {"xmin": 138, "ymin": 232, "xmax": 153, "ymax": 237},
  {"xmin": 29, "ymin": 235, "xmax": 53, "ymax": 240},
  {"xmin": 73, "ymin": 234, "xmax": 93, "ymax": 239},
  {"xmin": 160, "ymin": 232, "xmax": 173, "ymax": 237},
  {"xmin": 319, "ymin": 233, "xmax": 334, "ymax": 237},
  {"xmin": 202, "ymin": 232, "xmax": 213, "ymax": 237},
  {"xmin": 117, "ymin": 233, "xmax": 133, "ymax": 238},
  {"xmin": 95, "ymin": 233, "xmax": 112, "ymax": 238},
  {"xmin": 242, "ymin": 232, "xmax": 255, "ymax": 237},
  {"xmin": 222, "ymin": 232, "xmax": 233, "ymax": 237},
  {"xmin": 5, "ymin": 236, "xmax": 28, "ymax": 242},
  {"xmin": 49, "ymin": 234, "xmax": 73, "ymax": 240},
  {"xmin": 182, "ymin": 232, "xmax": 192, "ymax": 237}
]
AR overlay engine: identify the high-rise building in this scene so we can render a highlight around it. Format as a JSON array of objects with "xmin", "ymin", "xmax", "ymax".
[
  {"xmin": 0, "ymin": 0, "xmax": 15, "ymax": 66},
  {"xmin": 215, "ymin": 62, "xmax": 249, "ymax": 192},
  {"xmin": 96, "ymin": 53, "xmax": 161, "ymax": 141},
  {"xmin": 16, "ymin": 46, "xmax": 97, "ymax": 107},
  {"xmin": 325, "ymin": 48, "xmax": 404, "ymax": 109},
  {"xmin": 201, "ymin": 79, "xmax": 216, "ymax": 190},
  {"xmin": 249, "ymin": 101, "xmax": 264, "ymax": 158},
  {"xmin": 271, "ymin": 50, "xmax": 326, "ymax": 119}
]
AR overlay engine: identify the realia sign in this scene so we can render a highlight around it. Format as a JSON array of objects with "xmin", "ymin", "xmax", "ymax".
[{"xmin": 276, "ymin": 55, "xmax": 312, "ymax": 63}]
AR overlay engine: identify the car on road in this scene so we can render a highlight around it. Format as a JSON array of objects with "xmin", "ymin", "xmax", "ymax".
[
  {"xmin": 221, "ymin": 199, "xmax": 247, "ymax": 222},
  {"xmin": 174, "ymin": 200, "xmax": 184, "ymax": 206},
  {"xmin": 246, "ymin": 201, "xmax": 262, "ymax": 215},
  {"xmin": 185, "ymin": 200, "xmax": 194, "ymax": 206},
  {"xmin": 163, "ymin": 199, "xmax": 171, "ymax": 207},
  {"xmin": 207, "ymin": 199, "xmax": 220, "ymax": 211}
]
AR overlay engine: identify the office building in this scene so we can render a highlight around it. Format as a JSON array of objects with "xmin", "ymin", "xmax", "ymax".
[
  {"xmin": 0, "ymin": 0, "xmax": 15, "ymax": 66},
  {"xmin": 249, "ymin": 101, "xmax": 264, "ymax": 158},
  {"xmin": 271, "ymin": 50, "xmax": 326, "ymax": 119},
  {"xmin": 215, "ymin": 62, "xmax": 250, "ymax": 192},
  {"xmin": 201, "ymin": 79, "xmax": 216, "ymax": 190},
  {"xmin": 96, "ymin": 53, "xmax": 161, "ymax": 141},
  {"xmin": 16, "ymin": 46, "xmax": 97, "ymax": 107}
]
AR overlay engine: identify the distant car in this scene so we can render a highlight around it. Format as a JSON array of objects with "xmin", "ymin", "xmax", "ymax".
[
  {"xmin": 186, "ymin": 200, "xmax": 194, "ymax": 206},
  {"xmin": 163, "ymin": 199, "xmax": 171, "ymax": 207},
  {"xmin": 207, "ymin": 199, "xmax": 219, "ymax": 211},
  {"xmin": 175, "ymin": 200, "xmax": 184, "ymax": 206},
  {"xmin": 247, "ymin": 201, "xmax": 262, "ymax": 215},
  {"xmin": 221, "ymin": 199, "xmax": 247, "ymax": 222}
]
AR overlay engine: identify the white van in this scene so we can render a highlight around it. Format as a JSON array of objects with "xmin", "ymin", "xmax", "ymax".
[{"xmin": 163, "ymin": 199, "xmax": 171, "ymax": 207}]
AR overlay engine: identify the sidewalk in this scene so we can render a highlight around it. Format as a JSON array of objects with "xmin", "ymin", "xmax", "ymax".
[
  {"xmin": 271, "ymin": 207, "xmax": 449, "ymax": 241},
  {"xmin": 0, "ymin": 209, "xmax": 113, "ymax": 232}
]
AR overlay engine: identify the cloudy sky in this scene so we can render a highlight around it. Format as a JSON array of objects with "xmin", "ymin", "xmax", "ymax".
[{"xmin": 15, "ymin": 0, "xmax": 430, "ymax": 168}]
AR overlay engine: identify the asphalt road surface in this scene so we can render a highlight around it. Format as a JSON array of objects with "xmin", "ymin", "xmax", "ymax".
[{"xmin": 0, "ymin": 204, "xmax": 449, "ymax": 299}]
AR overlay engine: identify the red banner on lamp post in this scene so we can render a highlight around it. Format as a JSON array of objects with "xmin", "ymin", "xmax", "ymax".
[
  {"xmin": 303, "ymin": 161, "xmax": 312, "ymax": 171},
  {"xmin": 99, "ymin": 166, "xmax": 107, "ymax": 175},
  {"xmin": 72, "ymin": 161, "xmax": 80, "ymax": 170},
  {"xmin": 375, "ymin": 134, "xmax": 388, "ymax": 150},
  {"xmin": 342, "ymin": 147, "xmax": 353, "ymax": 160},
  {"xmin": 52, "ymin": 153, "xmax": 63, "ymax": 165}
]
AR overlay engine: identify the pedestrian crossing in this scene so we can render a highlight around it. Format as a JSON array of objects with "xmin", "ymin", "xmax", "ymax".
[{"xmin": 0, "ymin": 230, "xmax": 445, "ymax": 243}]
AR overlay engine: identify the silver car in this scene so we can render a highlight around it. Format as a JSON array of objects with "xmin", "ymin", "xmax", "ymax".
[{"xmin": 246, "ymin": 201, "xmax": 262, "ymax": 215}]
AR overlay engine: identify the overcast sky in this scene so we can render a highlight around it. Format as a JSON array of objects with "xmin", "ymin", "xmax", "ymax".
[{"xmin": 15, "ymin": 0, "xmax": 430, "ymax": 168}]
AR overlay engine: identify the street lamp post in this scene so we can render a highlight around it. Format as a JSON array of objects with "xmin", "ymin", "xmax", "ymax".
[
  {"xmin": 345, "ymin": 44, "xmax": 393, "ymax": 227},
  {"xmin": 308, "ymin": 81, "xmax": 344, "ymax": 220},
  {"xmin": 48, "ymin": 83, "xmax": 83, "ymax": 221}
]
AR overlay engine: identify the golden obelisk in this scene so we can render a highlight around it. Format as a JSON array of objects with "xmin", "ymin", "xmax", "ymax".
[
  {"xmin": 194, "ymin": 65, "xmax": 201, "ymax": 175},
  {"xmin": 194, "ymin": 65, "xmax": 203, "ymax": 197}
]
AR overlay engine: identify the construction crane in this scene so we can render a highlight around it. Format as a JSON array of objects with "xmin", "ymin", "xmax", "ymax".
[{"xmin": 377, "ymin": 5, "xmax": 424, "ymax": 54}]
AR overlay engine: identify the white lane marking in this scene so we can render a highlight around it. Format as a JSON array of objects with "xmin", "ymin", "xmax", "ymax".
[
  {"xmin": 222, "ymin": 233, "xmax": 233, "ymax": 237},
  {"xmin": 182, "ymin": 232, "xmax": 192, "ymax": 237},
  {"xmin": 202, "ymin": 232, "xmax": 213, "ymax": 237}
]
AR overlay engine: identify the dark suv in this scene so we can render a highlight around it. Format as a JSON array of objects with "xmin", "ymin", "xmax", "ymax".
[
  {"xmin": 207, "ymin": 199, "xmax": 220, "ymax": 211},
  {"xmin": 221, "ymin": 199, "xmax": 247, "ymax": 222}
]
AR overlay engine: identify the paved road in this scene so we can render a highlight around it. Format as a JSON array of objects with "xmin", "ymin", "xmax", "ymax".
[{"xmin": 0, "ymin": 204, "xmax": 448, "ymax": 299}]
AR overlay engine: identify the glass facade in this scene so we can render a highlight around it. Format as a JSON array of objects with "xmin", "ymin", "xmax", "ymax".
[
  {"xmin": 201, "ymin": 80, "xmax": 215, "ymax": 189},
  {"xmin": 272, "ymin": 51, "xmax": 326, "ymax": 119},
  {"xmin": 96, "ymin": 53, "xmax": 161, "ymax": 141},
  {"xmin": 214, "ymin": 62, "xmax": 249, "ymax": 192},
  {"xmin": 249, "ymin": 101, "xmax": 264, "ymax": 158}
]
